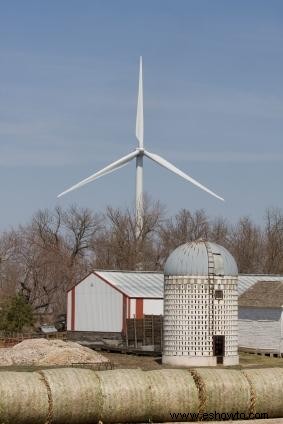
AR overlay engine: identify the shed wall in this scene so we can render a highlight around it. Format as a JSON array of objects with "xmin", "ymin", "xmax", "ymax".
[
  {"xmin": 129, "ymin": 298, "xmax": 163, "ymax": 317},
  {"xmin": 143, "ymin": 299, "xmax": 163, "ymax": 315},
  {"xmin": 74, "ymin": 274, "xmax": 123, "ymax": 332},
  {"xmin": 238, "ymin": 307, "xmax": 282, "ymax": 353}
]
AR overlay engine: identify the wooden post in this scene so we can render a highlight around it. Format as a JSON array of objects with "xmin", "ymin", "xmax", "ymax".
[
  {"xmin": 142, "ymin": 317, "xmax": 146, "ymax": 346},
  {"xmin": 125, "ymin": 319, "xmax": 129, "ymax": 347},
  {"xmin": 160, "ymin": 316, "xmax": 163, "ymax": 351},
  {"xmin": 134, "ymin": 318, "xmax": 137, "ymax": 348},
  {"xmin": 152, "ymin": 315, "xmax": 154, "ymax": 346}
]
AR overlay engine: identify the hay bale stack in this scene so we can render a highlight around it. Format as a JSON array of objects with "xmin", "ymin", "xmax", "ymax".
[
  {"xmin": 243, "ymin": 368, "xmax": 283, "ymax": 418},
  {"xmin": 192, "ymin": 368, "xmax": 251, "ymax": 415},
  {"xmin": 97, "ymin": 369, "xmax": 151, "ymax": 423},
  {"xmin": 0, "ymin": 371, "xmax": 48, "ymax": 424},
  {"xmin": 0, "ymin": 367, "xmax": 283, "ymax": 423},
  {"xmin": 40, "ymin": 368, "xmax": 102, "ymax": 424},
  {"xmin": 146, "ymin": 369, "xmax": 199, "ymax": 422}
]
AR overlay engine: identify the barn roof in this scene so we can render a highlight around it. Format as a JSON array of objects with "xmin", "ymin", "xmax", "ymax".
[
  {"xmin": 94, "ymin": 270, "xmax": 163, "ymax": 298},
  {"xmin": 70, "ymin": 271, "xmax": 283, "ymax": 299},
  {"xmin": 239, "ymin": 280, "xmax": 283, "ymax": 308},
  {"xmin": 237, "ymin": 274, "xmax": 283, "ymax": 295}
]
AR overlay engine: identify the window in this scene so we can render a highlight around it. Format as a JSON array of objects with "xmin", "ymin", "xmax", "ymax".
[
  {"xmin": 213, "ymin": 253, "xmax": 224, "ymax": 276},
  {"xmin": 215, "ymin": 290, "xmax": 223, "ymax": 300}
]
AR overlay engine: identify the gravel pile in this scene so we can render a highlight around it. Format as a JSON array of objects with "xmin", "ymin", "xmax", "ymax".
[{"xmin": 0, "ymin": 338, "xmax": 109, "ymax": 367}]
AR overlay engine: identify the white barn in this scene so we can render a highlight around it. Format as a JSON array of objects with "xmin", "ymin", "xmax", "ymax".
[
  {"xmin": 67, "ymin": 271, "xmax": 163, "ymax": 333},
  {"xmin": 239, "ymin": 280, "xmax": 283, "ymax": 355}
]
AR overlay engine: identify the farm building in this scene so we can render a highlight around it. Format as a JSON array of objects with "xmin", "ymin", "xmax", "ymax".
[
  {"xmin": 162, "ymin": 241, "xmax": 239, "ymax": 366},
  {"xmin": 239, "ymin": 280, "xmax": 283, "ymax": 355},
  {"xmin": 67, "ymin": 271, "xmax": 283, "ymax": 336},
  {"xmin": 67, "ymin": 271, "xmax": 163, "ymax": 332}
]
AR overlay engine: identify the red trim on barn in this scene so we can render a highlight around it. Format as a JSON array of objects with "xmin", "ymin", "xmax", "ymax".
[
  {"xmin": 136, "ymin": 298, "xmax": 144, "ymax": 319},
  {"xmin": 71, "ymin": 288, "xmax": 76, "ymax": 331},
  {"xmin": 66, "ymin": 292, "xmax": 69, "ymax": 329},
  {"xmin": 127, "ymin": 297, "xmax": 131, "ymax": 318}
]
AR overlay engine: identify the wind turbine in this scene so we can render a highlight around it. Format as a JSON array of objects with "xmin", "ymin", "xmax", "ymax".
[{"xmin": 58, "ymin": 57, "xmax": 224, "ymax": 235}]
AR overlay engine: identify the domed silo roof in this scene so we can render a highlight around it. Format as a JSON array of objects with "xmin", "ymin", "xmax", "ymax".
[{"xmin": 164, "ymin": 240, "xmax": 238, "ymax": 277}]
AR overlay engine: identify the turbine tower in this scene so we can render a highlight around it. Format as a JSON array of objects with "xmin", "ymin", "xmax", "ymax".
[{"xmin": 58, "ymin": 57, "xmax": 224, "ymax": 235}]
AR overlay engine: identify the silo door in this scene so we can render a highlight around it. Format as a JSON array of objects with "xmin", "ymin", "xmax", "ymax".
[{"xmin": 213, "ymin": 335, "xmax": 225, "ymax": 364}]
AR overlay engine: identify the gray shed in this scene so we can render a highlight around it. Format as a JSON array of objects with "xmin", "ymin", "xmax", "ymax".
[{"xmin": 239, "ymin": 281, "xmax": 283, "ymax": 356}]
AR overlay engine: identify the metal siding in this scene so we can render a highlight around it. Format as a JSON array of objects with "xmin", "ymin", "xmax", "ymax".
[
  {"xmin": 143, "ymin": 299, "xmax": 163, "ymax": 315},
  {"xmin": 130, "ymin": 299, "xmax": 136, "ymax": 318},
  {"xmin": 238, "ymin": 275, "xmax": 283, "ymax": 295},
  {"xmin": 75, "ymin": 274, "xmax": 123, "ymax": 332},
  {"xmin": 239, "ymin": 307, "xmax": 282, "ymax": 320},
  {"xmin": 66, "ymin": 291, "xmax": 72, "ymax": 331},
  {"xmin": 239, "ymin": 314, "xmax": 281, "ymax": 352},
  {"xmin": 164, "ymin": 241, "xmax": 238, "ymax": 277}
]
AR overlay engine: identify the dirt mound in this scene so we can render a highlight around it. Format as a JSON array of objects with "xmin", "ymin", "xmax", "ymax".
[{"xmin": 0, "ymin": 338, "xmax": 109, "ymax": 367}]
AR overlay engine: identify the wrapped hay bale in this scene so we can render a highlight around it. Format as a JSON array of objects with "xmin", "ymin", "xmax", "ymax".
[
  {"xmin": 41, "ymin": 368, "xmax": 102, "ymax": 423},
  {"xmin": 0, "ymin": 371, "xmax": 49, "ymax": 424},
  {"xmin": 243, "ymin": 368, "xmax": 283, "ymax": 418},
  {"xmin": 191, "ymin": 368, "xmax": 251, "ymax": 415},
  {"xmin": 97, "ymin": 368, "xmax": 151, "ymax": 422},
  {"xmin": 146, "ymin": 369, "xmax": 199, "ymax": 422}
]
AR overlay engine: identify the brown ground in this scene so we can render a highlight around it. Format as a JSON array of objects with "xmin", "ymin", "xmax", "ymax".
[{"xmin": 101, "ymin": 351, "xmax": 283, "ymax": 370}]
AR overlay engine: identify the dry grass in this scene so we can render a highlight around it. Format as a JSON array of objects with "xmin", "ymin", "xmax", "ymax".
[{"xmin": 100, "ymin": 351, "xmax": 283, "ymax": 370}]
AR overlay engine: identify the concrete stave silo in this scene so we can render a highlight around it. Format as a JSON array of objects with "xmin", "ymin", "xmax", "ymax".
[{"xmin": 163, "ymin": 240, "xmax": 239, "ymax": 366}]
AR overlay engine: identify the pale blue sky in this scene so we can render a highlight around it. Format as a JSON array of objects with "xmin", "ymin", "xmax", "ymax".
[{"xmin": 0, "ymin": 0, "xmax": 282, "ymax": 230}]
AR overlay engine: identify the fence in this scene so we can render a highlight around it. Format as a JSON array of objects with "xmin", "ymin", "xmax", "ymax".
[
  {"xmin": 125, "ymin": 315, "xmax": 163, "ymax": 349},
  {"xmin": 0, "ymin": 331, "xmax": 67, "ymax": 348}
]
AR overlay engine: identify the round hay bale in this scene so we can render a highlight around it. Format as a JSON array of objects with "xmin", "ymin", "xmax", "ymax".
[
  {"xmin": 146, "ymin": 369, "xmax": 199, "ymax": 422},
  {"xmin": 243, "ymin": 368, "xmax": 283, "ymax": 418},
  {"xmin": 41, "ymin": 368, "xmax": 102, "ymax": 423},
  {"xmin": 192, "ymin": 368, "xmax": 251, "ymax": 415},
  {"xmin": 97, "ymin": 368, "xmax": 151, "ymax": 422},
  {"xmin": 0, "ymin": 371, "xmax": 48, "ymax": 424}
]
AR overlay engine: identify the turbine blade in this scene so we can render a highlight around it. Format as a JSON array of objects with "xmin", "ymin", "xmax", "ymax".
[
  {"xmin": 58, "ymin": 150, "xmax": 138, "ymax": 198},
  {"xmin": 135, "ymin": 56, "xmax": 144, "ymax": 148},
  {"xmin": 144, "ymin": 150, "xmax": 224, "ymax": 201}
]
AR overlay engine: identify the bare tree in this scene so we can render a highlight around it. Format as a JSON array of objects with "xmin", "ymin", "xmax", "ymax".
[
  {"xmin": 209, "ymin": 216, "xmax": 230, "ymax": 245},
  {"xmin": 0, "ymin": 231, "xmax": 19, "ymax": 297},
  {"xmin": 0, "ymin": 206, "xmax": 102, "ymax": 318},
  {"xmin": 62, "ymin": 205, "xmax": 102, "ymax": 263},
  {"xmin": 93, "ymin": 197, "xmax": 164, "ymax": 270},
  {"xmin": 158, "ymin": 209, "xmax": 209, "ymax": 264},
  {"xmin": 263, "ymin": 208, "xmax": 283, "ymax": 273},
  {"xmin": 1, "ymin": 203, "xmax": 283, "ymax": 321},
  {"xmin": 228, "ymin": 217, "xmax": 263, "ymax": 273}
]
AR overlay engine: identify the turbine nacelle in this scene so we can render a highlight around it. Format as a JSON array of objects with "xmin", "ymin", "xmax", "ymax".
[{"xmin": 135, "ymin": 147, "xmax": 145, "ymax": 154}]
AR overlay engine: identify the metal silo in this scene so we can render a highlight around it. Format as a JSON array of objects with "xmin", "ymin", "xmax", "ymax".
[{"xmin": 163, "ymin": 240, "xmax": 239, "ymax": 366}]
